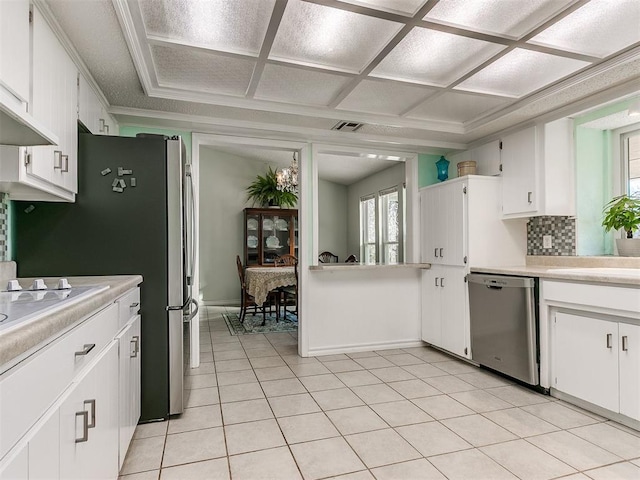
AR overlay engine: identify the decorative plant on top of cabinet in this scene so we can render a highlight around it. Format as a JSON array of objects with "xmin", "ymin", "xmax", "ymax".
[{"xmin": 246, "ymin": 167, "xmax": 297, "ymax": 208}]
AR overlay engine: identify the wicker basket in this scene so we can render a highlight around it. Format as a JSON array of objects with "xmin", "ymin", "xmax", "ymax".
[{"xmin": 457, "ymin": 161, "xmax": 477, "ymax": 176}]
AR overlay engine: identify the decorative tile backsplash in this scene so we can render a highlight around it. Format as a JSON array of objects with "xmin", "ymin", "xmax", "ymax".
[{"xmin": 527, "ymin": 216, "xmax": 576, "ymax": 256}]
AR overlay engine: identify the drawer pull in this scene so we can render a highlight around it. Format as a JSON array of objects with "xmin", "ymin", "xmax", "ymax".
[
  {"xmin": 99, "ymin": 118, "xmax": 105, "ymax": 132},
  {"xmin": 75, "ymin": 343, "xmax": 96, "ymax": 357},
  {"xmin": 75, "ymin": 411, "xmax": 89, "ymax": 443},
  {"xmin": 622, "ymin": 335, "xmax": 628, "ymax": 352},
  {"xmin": 130, "ymin": 302, "xmax": 139, "ymax": 309},
  {"xmin": 84, "ymin": 399, "xmax": 96, "ymax": 428},
  {"xmin": 440, "ymin": 277, "xmax": 445, "ymax": 288},
  {"xmin": 435, "ymin": 277, "xmax": 439, "ymax": 287},
  {"xmin": 130, "ymin": 336, "xmax": 140, "ymax": 358},
  {"xmin": 606, "ymin": 334, "xmax": 613, "ymax": 349}
]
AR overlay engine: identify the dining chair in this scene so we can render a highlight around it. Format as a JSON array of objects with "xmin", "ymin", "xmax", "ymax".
[
  {"xmin": 275, "ymin": 254, "xmax": 298, "ymax": 318},
  {"xmin": 318, "ymin": 251, "xmax": 338, "ymax": 263},
  {"xmin": 236, "ymin": 255, "xmax": 278, "ymax": 324},
  {"xmin": 345, "ymin": 254, "xmax": 358, "ymax": 263}
]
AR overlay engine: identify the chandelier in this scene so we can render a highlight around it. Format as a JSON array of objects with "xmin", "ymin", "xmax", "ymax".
[{"xmin": 276, "ymin": 152, "xmax": 298, "ymax": 193}]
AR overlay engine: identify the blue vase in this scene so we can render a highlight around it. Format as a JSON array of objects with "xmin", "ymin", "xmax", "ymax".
[{"xmin": 435, "ymin": 156, "xmax": 450, "ymax": 182}]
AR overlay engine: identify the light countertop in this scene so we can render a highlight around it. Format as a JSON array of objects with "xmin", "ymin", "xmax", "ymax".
[
  {"xmin": 470, "ymin": 265, "xmax": 640, "ymax": 287},
  {"xmin": 309, "ymin": 262, "xmax": 432, "ymax": 271},
  {"xmin": 0, "ymin": 275, "xmax": 142, "ymax": 371}
]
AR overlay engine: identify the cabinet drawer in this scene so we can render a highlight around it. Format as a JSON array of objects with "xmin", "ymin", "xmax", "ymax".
[
  {"xmin": 116, "ymin": 288, "xmax": 140, "ymax": 328},
  {"xmin": 0, "ymin": 303, "xmax": 118, "ymax": 459}
]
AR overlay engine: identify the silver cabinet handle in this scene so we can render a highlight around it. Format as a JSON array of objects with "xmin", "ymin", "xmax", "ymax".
[
  {"xmin": 84, "ymin": 399, "xmax": 96, "ymax": 428},
  {"xmin": 440, "ymin": 277, "xmax": 445, "ymax": 288},
  {"xmin": 75, "ymin": 411, "xmax": 89, "ymax": 443},
  {"xmin": 99, "ymin": 118, "xmax": 105, "ymax": 133},
  {"xmin": 527, "ymin": 191, "xmax": 533, "ymax": 204},
  {"xmin": 130, "ymin": 336, "xmax": 140, "ymax": 357},
  {"xmin": 606, "ymin": 334, "xmax": 613, "ymax": 349},
  {"xmin": 105, "ymin": 124, "xmax": 109, "ymax": 135},
  {"xmin": 434, "ymin": 248, "xmax": 438, "ymax": 258},
  {"xmin": 61, "ymin": 154, "xmax": 69, "ymax": 173},
  {"xmin": 54, "ymin": 150, "xmax": 63, "ymax": 169},
  {"xmin": 130, "ymin": 302, "xmax": 139, "ymax": 309},
  {"xmin": 435, "ymin": 277, "xmax": 439, "ymax": 287},
  {"xmin": 75, "ymin": 343, "xmax": 96, "ymax": 357},
  {"xmin": 439, "ymin": 248, "xmax": 443, "ymax": 257},
  {"xmin": 622, "ymin": 335, "xmax": 628, "ymax": 352}
]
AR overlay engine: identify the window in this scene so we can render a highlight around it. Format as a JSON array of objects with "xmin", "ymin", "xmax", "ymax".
[
  {"xmin": 359, "ymin": 185, "xmax": 404, "ymax": 264},
  {"xmin": 360, "ymin": 195, "xmax": 376, "ymax": 264}
]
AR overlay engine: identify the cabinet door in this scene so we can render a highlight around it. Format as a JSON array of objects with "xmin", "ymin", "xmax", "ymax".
[
  {"xmin": 501, "ymin": 126, "xmax": 538, "ymax": 216},
  {"xmin": 59, "ymin": 341, "xmax": 119, "ymax": 480},
  {"xmin": 440, "ymin": 266, "xmax": 468, "ymax": 358},
  {"xmin": 553, "ymin": 313, "xmax": 619, "ymax": 412},
  {"xmin": 78, "ymin": 74, "xmax": 102, "ymax": 135},
  {"xmin": 59, "ymin": 53, "xmax": 77, "ymax": 193},
  {"xmin": 619, "ymin": 322, "xmax": 640, "ymax": 421},
  {"xmin": 421, "ymin": 268, "xmax": 441, "ymax": 345},
  {"xmin": 29, "ymin": 410, "xmax": 60, "ymax": 479},
  {"xmin": 441, "ymin": 181, "xmax": 466, "ymax": 267},
  {"xmin": 117, "ymin": 316, "xmax": 141, "ymax": 469},
  {"xmin": 0, "ymin": 0, "xmax": 30, "ymax": 102},
  {"xmin": 245, "ymin": 211, "xmax": 260, "ymax": 266},
  {"xmin": 420, "ymin": 188, "xmax": 439, "ymax": 264}
]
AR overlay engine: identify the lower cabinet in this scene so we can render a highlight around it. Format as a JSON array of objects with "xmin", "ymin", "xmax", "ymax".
[
  {"xmin": 553, "ymin": 312, "xmax": 640, "ymax": 422},
  {"xmin": 117, "ymin": 315, "xmax": 141, "ymax": 469},
  {"xmin": 421, "ymin": 266, "xmax": 469, "ymax": 358},
  {"xmin": 59, "ymin": 341, "xmax": 119, "ymax": 480}
]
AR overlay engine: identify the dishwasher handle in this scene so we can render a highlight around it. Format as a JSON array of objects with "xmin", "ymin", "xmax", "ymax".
[{"xmin": 466, "ymin": 273, "xmax": 535, "ymax": 289}]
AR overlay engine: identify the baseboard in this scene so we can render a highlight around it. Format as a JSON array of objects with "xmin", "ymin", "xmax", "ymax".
[
  {"xmin": 201, "ymin": 300, "xmax": 239, "ymax": 307},
  {"xmin": 307, "ymin": 339, "xmax": 425, "ymax": 357}
]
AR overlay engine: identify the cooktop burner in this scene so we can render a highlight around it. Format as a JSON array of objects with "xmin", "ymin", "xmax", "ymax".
[{"xmin": 0, "ymin": 283, "xmax": 110, "ymax": 334}]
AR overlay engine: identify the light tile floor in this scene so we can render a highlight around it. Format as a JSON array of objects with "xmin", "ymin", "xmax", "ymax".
[{"xmin": 119, "ymin": 307, "xmax": 640, "ymax": 480}]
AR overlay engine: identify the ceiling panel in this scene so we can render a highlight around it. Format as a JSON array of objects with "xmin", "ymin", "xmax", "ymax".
[
  {"xmin": 151, "ymin": 44, "xmax": 255, "ymax": 95},
  {"xmin": 455, "ymin": 48, "xmax": 591, "ymax": 98},
  {"xmin": 139, "ymin": 0, "xmax": 275, "ymax": 56},
  {"xmin": 254, "ymin": 64, "xmax": 352, "ymax": 106},
  {"xmin": 528, "ymin": 0, "xmax": 640, "ymax": 58},
  {"xmin": 336, "ymin": 79, "xmax": 436, "ymax": 115},
  {"xmin": 407, "ymin": 91, "xmax": 511, "ymax": 123},
  {"xmin": 269, "ymin": 1, "xmax": 403, "ymax": 73},
  {"xmin": 423, "ymin": 0, "xmax": 573, "ymax": 38},
  {"xmin": 339, "ymin": 0, "xmax": 428, "ymax": 16},
  {"xmin": 370, "ymin": 27, "xmax": 505, "ymax": 86}
]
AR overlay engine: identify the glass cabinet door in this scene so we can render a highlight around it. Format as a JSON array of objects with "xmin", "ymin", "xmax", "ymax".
[
  {"xmin": 246, "ymin": 213, "xmax": 260, "ymax": 266},
  {"xmin": 261, "ymin": 213, "xmax": 289, "ymax": 264}
]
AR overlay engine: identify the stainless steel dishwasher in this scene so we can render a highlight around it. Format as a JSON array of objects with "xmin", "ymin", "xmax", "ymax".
[{"xmin": 467, "ymin": 273, "xmax": 539, "ymax": 386}]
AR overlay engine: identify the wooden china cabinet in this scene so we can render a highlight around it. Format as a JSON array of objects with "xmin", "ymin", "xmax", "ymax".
[{"xmin": 244, "ymin": 208, "xmax": 298, "ymax": 266}]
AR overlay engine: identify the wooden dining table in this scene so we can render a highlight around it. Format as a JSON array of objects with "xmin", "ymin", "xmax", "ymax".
[{"xmin": 245, "ymin": 266, "xmax": 296, "ymax": 306}]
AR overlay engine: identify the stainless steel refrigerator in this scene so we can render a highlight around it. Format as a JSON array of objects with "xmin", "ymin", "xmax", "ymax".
[{"xmin": 13, "ymin": 133, "xmax": 198, "ymax": 421}]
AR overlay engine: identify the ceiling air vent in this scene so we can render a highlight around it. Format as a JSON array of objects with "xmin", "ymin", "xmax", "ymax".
[{"xmin": 332, "ymin": 121, "xmax": 364, "ymax": 132}]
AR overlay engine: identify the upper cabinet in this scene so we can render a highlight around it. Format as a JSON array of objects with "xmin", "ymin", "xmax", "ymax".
[
  {"xmin": 501, "ymin": 118, "xmax": 574, "ymax": 218},
  {"xmin": 78, "ymin": 74, "xmax": 118, "ymax": 136},
  {"xmin": 0, "ymin": 0, "xmax": 29, "ymax": 103}
]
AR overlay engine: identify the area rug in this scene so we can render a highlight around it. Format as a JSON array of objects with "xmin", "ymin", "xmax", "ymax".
[{"xmin": 222, "ymin": 310, "xmax": 298, "ymax": 335}]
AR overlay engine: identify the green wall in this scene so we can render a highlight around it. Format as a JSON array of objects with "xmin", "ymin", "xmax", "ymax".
[{"xmin": 418, "ymin": 153, "xmax": 457, "ymax": 188}]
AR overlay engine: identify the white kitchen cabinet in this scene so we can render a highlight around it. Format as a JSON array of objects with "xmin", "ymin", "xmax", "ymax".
[
  {"xmin": 29, "ymin": 5, "xmax": 77, "ymax": 195},
  {"xmin": 59, "ymin": 341, "xmax": 119, "ymax": 480},
  {"xmin": 78, "ymin": 75, "xmax": 118, "ymax": 136},
  {"xmin": 28, "ymin": 410, "xmax": 60, "ymax": 480},
  {"xmin": 553, "ymin": 312, "xmax": 619, "ymax": 412},
  {"xmin": 0, "ymin": 445, "xmax": 27, "ymax": 480},
  {"xmin": 619, "ymin": 322, "xmax": 640, "ymax": 420},
  {"xmin": 501, "ymin": 118, "xmax": 574, "ymax": 218},
  {"xmin": 0, "ymin": 0, "xmax": 30, "ymax": 103},
  {"xmin": 117, "ymin": 315, "xmax": 141, "ymax": 469},
  {"xmin": 421, "ymin": 265, "xmax": 468, "ymax": 358}
]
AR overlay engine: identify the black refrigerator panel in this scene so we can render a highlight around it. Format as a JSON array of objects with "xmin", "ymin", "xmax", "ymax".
[{"xmin": 14, "ymin": 133, "xmax": 170, "ymax": 421}]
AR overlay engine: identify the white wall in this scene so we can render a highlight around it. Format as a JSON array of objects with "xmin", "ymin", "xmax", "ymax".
[
  {"xmin": 346, "ymin": 162, "xmax": 405, "ymax": 258},
  {"xmin": 199, "ymin": 147, "xmax": 298, "ymax": 304},
  {"xmin": 305, "ymin": 267, "xmax": 423, "ymax": 355},
  {"xmin": 318, "ymin": 179, "xmax": 348, "ymax": 261}
]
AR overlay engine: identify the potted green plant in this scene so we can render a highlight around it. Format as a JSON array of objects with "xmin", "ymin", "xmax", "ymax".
[
  {"xmin": 602, "ymin": 193, "xmax": 640, "ymax": 256},
  {"xmin": 246, "ymin": 166, "xmax": 297, "ymax": 208}
]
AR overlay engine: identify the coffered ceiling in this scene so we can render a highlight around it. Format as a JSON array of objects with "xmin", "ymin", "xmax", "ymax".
[{"xmin": 45, "ymin": 0, "xmax": 640, "ymax": 150}]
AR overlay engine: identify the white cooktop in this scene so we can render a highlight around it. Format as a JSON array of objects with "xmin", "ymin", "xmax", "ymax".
[{"xmin": 0, "ymin": 285, "xmax": 109, "ymax": 334}]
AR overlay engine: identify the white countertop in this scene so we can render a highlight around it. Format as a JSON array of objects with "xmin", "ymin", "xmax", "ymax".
[
  {"xmin": 0, "ymin": 275, "xmax": 142, "ymax": 370},
  {"xmin": 470, "ymin": 265, "xmax": 640, "ymax": 287},
  {"xmin": 309, "ymin": 262, "xmax": 432, "ymax": 271}
]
